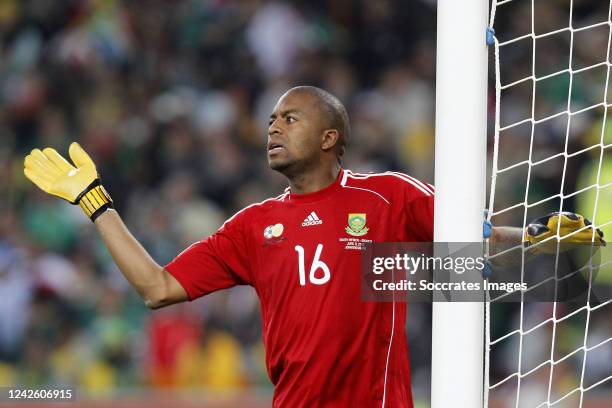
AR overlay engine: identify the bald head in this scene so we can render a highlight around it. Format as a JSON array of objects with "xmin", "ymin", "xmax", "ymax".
[{"xmin": 285, "ymin": 86, "xmax": 351, "ymax": 160}]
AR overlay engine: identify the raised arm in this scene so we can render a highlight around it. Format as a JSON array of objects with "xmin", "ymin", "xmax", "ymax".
[
  {"xmin": 23, "ymin": 142, "xmax": 187, "ymax": 309},
  {"xmin": 94, "ymin": 210, "xmax": 187, "ymax": 308}
]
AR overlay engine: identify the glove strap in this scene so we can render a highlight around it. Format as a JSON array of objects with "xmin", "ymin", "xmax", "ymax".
[{"xmin": 77, "ymin": 180, "xmax": 113, "ymax": 222}]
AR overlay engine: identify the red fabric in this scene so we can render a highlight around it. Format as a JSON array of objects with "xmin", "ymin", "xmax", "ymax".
[{"xmin": 165, "ymin": 169, "xmax": 434, "ymax": 407}]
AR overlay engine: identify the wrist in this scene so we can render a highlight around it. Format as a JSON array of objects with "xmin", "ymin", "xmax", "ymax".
[
  {"xmin": 93, "ymin": 207, "xmax": 115, "ymax": 225},
  {"xmin": 77, "ymin": 179, "xmax": 113, "ymax": 222}
]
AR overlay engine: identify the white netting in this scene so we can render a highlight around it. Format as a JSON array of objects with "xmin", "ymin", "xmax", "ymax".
[{"xmin": 486, "ymin": 1, "xmax": 612, "ymax": 407}]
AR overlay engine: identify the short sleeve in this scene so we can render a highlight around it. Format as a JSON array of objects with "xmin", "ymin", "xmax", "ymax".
[
  {"xmin": 406, "ymin": 194, "xmax": 434, "ymax": 242},
  {"xmin": 164, "ymin": 211, "xmax": 252, "ymax": 300}
]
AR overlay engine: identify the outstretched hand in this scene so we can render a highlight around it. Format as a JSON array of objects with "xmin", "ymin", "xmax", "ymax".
[
  {"xmin": 24, "ymin": 142, "xmax": 99, "ymax": 204},
  {"xmin": 24, "ymin": 142, "xmax": 113, "ymax": 221},
  {"xmin": 524, "ymin": 212, "xmax": 605, "ymax": 253}
]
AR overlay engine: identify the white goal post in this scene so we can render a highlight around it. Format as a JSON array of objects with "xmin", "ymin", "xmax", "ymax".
[{"xmin": 432, "ymin": 1, "xmax": 489, "ymax": 408}]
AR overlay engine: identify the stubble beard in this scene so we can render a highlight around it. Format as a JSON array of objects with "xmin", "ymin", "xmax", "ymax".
[{"xmin": 269, "ymin": 157, "xmax": 301, "ymax": 178}]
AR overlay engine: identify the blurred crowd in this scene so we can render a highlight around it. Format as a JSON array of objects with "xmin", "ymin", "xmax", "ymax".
[{"xmin": 0, "ymin": 0, "xmax": 609, "ymax": 406}]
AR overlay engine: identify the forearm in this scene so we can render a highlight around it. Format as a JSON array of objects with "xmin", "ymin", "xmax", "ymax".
[
  {"xmin": 490, "ymin": 226, "xmax": 523, "ymax": 247},
  {"xmin": 94, "ymin": 209, "xmax": 184, "ymax": 308},
  {"xmin": 488, "ymin": 226, "xmax": 526, "ymax": 265}
]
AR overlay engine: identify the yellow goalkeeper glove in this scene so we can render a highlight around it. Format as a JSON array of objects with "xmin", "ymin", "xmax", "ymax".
[
  {"xmin": 524, "ymin": 212, "xmax": 605, "ymax": 253},
  {"xmin": 23, "ymin": 142, "xmax": 113, "ymax": 222}
]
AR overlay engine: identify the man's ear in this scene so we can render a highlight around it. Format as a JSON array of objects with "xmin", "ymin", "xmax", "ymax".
[{"xmin": 321, "ymin": 129, "xmax": 340, "ymax": 151}]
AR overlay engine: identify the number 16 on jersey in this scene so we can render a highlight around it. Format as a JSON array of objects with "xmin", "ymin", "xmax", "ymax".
[{"xmin": 294, "ymin": 244, "xmax": 331, "ymax": 286}]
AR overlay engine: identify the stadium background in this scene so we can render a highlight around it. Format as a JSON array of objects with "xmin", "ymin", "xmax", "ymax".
[{"xmin": 0, "ymin": 0, "xmax": 609, "ymax": 407}]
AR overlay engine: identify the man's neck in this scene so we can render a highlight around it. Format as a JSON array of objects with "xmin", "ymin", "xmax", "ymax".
[{"xmin": 287, "ymin": 163, "xmax": 341, "ymax": 195}]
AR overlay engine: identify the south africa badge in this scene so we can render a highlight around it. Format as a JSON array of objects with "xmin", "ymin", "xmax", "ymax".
[{"xmin": 346, "ymin": 213, "xmax": 369, "ymax": 236}]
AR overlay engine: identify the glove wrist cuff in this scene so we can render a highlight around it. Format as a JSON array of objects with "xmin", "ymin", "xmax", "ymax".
[{"xmin": 77, "ymin": 180, "xmax": 113, "ymax": 222}]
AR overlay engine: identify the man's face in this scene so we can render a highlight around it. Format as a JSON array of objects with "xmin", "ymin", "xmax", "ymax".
[{"xmin": 267, "ymin": 91, "xmax": 326, "ymax": 175}]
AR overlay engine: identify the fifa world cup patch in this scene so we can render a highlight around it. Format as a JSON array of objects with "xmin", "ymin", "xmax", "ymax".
[
  {"xmin": 264, "ymin": 223, "xmax": 284, "ymax": 239},
  {"xmin": 346, "ymin": 213, "xmax": 369, "ymax": 236},
  {"xmin": 263, "ymin": 223, "xmax": 285, "ymax": 246}
]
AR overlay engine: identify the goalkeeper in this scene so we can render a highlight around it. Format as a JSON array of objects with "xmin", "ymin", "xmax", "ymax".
[{"xmin": 23, "ymin": 86, "xmax": 605, "ymax": 407}]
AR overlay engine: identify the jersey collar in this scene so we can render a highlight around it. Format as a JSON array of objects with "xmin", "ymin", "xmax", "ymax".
[{"xmin": 287, "ymin": 169, "xmax": 344, "ymax": 204}]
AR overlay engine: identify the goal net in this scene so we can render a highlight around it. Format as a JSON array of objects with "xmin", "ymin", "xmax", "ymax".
[{"xmin": 485, "ymin": 1, "xmax": 612, "ymax": 407}]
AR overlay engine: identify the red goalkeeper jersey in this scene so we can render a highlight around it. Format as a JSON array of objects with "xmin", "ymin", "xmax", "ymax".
[{"xmin": 165, "ymin": 169, "xmax": 434, "ymax": 407}]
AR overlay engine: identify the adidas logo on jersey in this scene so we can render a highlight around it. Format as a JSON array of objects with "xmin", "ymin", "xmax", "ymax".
[{"xmin": 302, "ymin": 211, "xmax": 323, "ymax": 227}]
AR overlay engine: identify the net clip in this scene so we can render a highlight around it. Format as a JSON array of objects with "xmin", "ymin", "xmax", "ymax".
[{"xmin": 486, "ymin": 27, "xmax": 496, "ymax": 46}]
